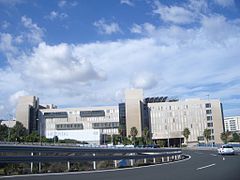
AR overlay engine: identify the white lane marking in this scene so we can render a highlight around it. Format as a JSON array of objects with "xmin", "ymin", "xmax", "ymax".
[
  {"xmin": 196, "ymin": 163, "xmax": 216, "ymax": 170},
  {"xmin": 0, "ymin": 155, "xmax": 191, "ymax": 179},
  {"xmin": 210, "ymin": 154, "xmax": 217, "ymax": 157}
]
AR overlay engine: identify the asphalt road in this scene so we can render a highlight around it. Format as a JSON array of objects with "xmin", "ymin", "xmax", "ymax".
[{"xmin": 1, "ymin": 150, "xmax": 240, "ymax": 180}]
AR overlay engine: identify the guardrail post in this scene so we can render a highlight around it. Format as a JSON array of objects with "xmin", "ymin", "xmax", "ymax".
[
  {"xmin": 162, "ymin": 157, "xmax": 164, "ymax": 163},
  {"xmin": 38, "ymin": 152, "xmax": 41, "ymax": 173},
  {"xmin": 130, "ymin": 153, "xmax": 134, "ymax": 166},
  {"xmin": 67, "ymin": 161, "xmax": 70, "ymax": 171},
  {"xmin": 93, "ymin": 153, "xmax": 96, "ymax": 170},
  {"xmin": 144, "ymin": 158, "xmax": 147, "ymax": 164},
  {"xmin": 153, "ymin": 158, "xmax": 156, "ymax": 164},
  {"xmin": 167, "ymin": 156, "xmax": 170, "ymax": 162},
  {"xmin": 31, "ymin": 152, "xmax": 33, "ymax": 173},
  {"xmin": 114, "ymin": 160, "xmax": 117, "ymax": 168}
]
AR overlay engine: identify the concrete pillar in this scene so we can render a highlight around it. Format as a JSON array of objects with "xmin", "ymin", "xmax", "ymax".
[
  {"xmin": 114, "ymin": 160, "xmax": 117, "ymax": 168},
  {"xmin": 38, "ymin": 152, "xmax": 41, "ymax": 173},
  {"xmin": 30, "ymin": 152, "xmax": 33, "ymax": 173},
  {"xmin": 67, "ymin": 161, "xmax": 70, "ymax": 171},
  {"xmin": 144, "ymin": 158, "xmax": 147, "ymax": 164},
  {"xmin": 93, "ymin": 153, "xmax": 96, "ymax": 170},
  {"xmin": 167, "ymin": 156, "xmax": 170, "ymax": 162}
]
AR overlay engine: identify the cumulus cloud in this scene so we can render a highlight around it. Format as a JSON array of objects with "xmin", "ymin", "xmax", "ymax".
[
  {"xmin": 120, "ymin": 0, "xmax": 134, "ymax": 7},
  {"xmin": 21, "ymin": 16, "xmax": 44, "ymax": 44},
  {"xmin": 131, "ymin": 72, "xmax": 158, "ymax": 90},
  {"xmin": 45, "ymin": 11, "xmax": 68, "ymax": 20},
  {"xmin": 153, "ymin": 2, "xmax": 196, "ymax": 24},
  {"xmin": 17, "ymin": 42, "xmax": 105, "ymax": 86},
  {"xmin": 0, "ymin": 33, "xmax": 18, "ymax": 54},
  {"xmin": 9, "ymin": 90, "xmax": 29, "ymax": 106},
  {"xmin": 93, "ymin": 19, "xmax": 122, "ymax": 35}
]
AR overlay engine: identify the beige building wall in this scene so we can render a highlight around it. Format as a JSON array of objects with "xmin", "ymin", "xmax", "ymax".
[
  {"xmin": 224, "ymin": 116, "xmax": 240, "ymax": 132},
  {"xmin": 16, "ymin": 96, "xmax": 39, "ymax": 131},
  {"xmin": 40, "ymin": 106, "xmax": 119, "ymax": 142},
  {"xmin": 148, "ymin": 98, "xmax": 224, "ymax": 144},
  {"xmin": 125, "ymin": 89, "xmax": 143, "ymax": 137}
]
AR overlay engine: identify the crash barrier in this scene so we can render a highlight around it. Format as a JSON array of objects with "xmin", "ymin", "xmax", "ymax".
[{"xmin": 0, "ymin": 144, "xmax": 183, "ymax": 172}]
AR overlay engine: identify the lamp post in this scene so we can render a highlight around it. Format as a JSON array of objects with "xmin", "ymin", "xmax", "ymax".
[{"xmin": 7, "ymin": 114, "xmax": 12, "ymax": 142}]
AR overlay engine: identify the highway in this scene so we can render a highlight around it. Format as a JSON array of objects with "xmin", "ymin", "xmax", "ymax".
[{"xmin": 1, "ymin": 150, "xmax": 240, "ymax": 180}]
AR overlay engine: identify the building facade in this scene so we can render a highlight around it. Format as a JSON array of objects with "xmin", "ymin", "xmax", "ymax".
[
  {"xmin": 40, "ymin": 106, "xmax": 119, "ymax": 145},
  {"xmin": 125, "ymin": 89, "xmax": 144, "ymax": 137},
  {"xmin": 16, "ymin": 96, "xmax": 39, "ymax": 134},
  {"xmin": 16, "ymin": 89, "xmax": 225, "ymax": 145},
  {"xmin": 224, "ymin": 116, "xmax": 240, "ymax": 132},
  {"xmin": 148, "ymin": 98, "xmax": 224, "ymax": 145}
]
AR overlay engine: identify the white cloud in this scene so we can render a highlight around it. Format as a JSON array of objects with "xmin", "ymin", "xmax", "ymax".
[
  {"xmin": 21, "ymin": 16, "xmax": 44, "ymax": 44},
  {"xmin": 131, "ymin": 72, "xmax": 158, "ymax": 90},
  {"xmin": 1, "ymin": 21, "xmax": 10, "ymax": 29},
  {"xmin": 130, "ymin": 23, "xmax": 156, "ymax": 35},
  {"xmin": 153, "ymin": 2, "xmax": 196, "ymax": 24},
  {"xmin": 93, "ymin": 19, "xmax": 122, "ymax": 35},
  {"xmin": 9, "ymin": 90, "xmax": 29, "ymax": 106},
  {"xmin": 58, "ymin": 0, "xmax": 78, "ymax": 8},
  {"xmin": 58, "ymin": 0, "xmax": 66, "ymax": 7},
  {"xmin": 214, "ymin": 0, "xmax": 235, "ymax": 7},
  {"xmin": 130, "ymin": 23, "xmax": 142, "ymax": 34},
  {"xmin": 120, "ymin": 0, "xmax": 134, "ymax": 7},
  {"xmin": 0, "ymin": 33, "xmax": 18, "ymax": 54},
  {"xmin": 15, "ymin": 42, "xmax": 105, "ymax": 86},
  {"xmin": 45, "ymin": 11, "xmax": 68, "ymax": 20}
]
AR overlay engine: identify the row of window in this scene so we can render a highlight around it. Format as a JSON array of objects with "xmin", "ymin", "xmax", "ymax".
[
  {"xmin": 92, "ymin": 122, "xmax": 119, "ymax": 129},
  {"xmin": 56, "ymin": 123, "xmax": 83, "ymax": 130}
]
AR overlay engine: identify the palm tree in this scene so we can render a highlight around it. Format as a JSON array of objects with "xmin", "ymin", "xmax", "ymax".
[
  {"xmin": 203, "ymin": 128, "xmax": 211, "ymax": 144},
  {"xmin": 220, "ymin": 131, "xmax": 231, "ymax": 144},
  {"xmin": 142, "ymin": 127, "xmax": 150, "ymax": 145},
  {"xmin": 118, "ymin": 125, "xmax": 125, "ymax": 143},
  {"xmin": 183, "ymin": 128, "xmax": 190, "ymax": 145},
  {"xmin": 130, "ymin": 127, "xmax": 138, "ymax": 145}
]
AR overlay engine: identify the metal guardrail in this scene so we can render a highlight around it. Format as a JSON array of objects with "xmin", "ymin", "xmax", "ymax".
[{"xmin": 0, "ymin": 144, "xmax": 182, "ymax": 163}]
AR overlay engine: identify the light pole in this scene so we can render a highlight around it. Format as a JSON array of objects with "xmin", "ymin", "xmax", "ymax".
[{"xmin": 7, "ymin": 114, "xmax": 12, "ymax": 142}]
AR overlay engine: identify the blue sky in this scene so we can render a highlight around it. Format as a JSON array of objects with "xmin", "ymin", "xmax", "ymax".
[{"xmin": 0, "ymin": 0, "xmax": 240, "ymax": 119}]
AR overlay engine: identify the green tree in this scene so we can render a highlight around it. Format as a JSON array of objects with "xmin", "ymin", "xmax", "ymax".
[
  {"xmin": 203, "ymin": 128, "xmax": 211, "ymax": 144},
  {"xmin": 220, "ymin": 131, "xmax": 231, "ymax": 144},
  {"xmin": 53, "ymin": 136, "xmax": 59, "ymax": 143},
  {"xmin": 10, "ymin": 121, "xmax": 28, "ymax": 142},
  {"xmin": 130, "ymin": 127, "xmax": 138, "ymax": 145},
  {"xmin": 118, "ymin": 125, "xmax": 125, "ymax": 143},
  {"xmin": 183, "ymin": 128, "xmax": 190, "ymax": 144},
  {"xmin": 231, "ymin": 132, "xmax": 240, "ymax": 142},
  {"xmin": 25, "ymin": 131, "xmax": 40, "ymax": 143},
  {"xmin": 142, "ymin": 127, "xmax": 150, "ymax": 145},
  {"xmin": 156, "ymin": 140, "xmax": 165, "ymax": 147},
  {"xmin": 0, "ymin": 124, "xmax": 8, "ymax": 141}
]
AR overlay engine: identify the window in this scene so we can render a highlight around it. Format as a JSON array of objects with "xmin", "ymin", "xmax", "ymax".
[
  {"xmin": 207, "ymin": 122, "xmax": 213, "ymax": 127},
  {"xmin": 207, "ymin": 116, "xmax": 212, "ymax": 121},
  {"xmin": 206, "ymin": 110, "xmax": 212, "ymax": 114},
  {"xmin": 205, "ymin": 103, "xmax": 211, "ymax": 108}
]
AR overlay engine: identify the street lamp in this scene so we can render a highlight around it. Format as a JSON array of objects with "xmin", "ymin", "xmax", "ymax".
[{"xmin": 7, "ymin": 114, "xmax": 12, "ymax": 142}]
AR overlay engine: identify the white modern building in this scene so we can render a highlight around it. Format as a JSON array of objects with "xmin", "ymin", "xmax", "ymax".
[
  {"xmin": 40, "ymin": 106, "xmax": 119, "ymax": 145},
  {"xmin": 224, "ymin": 116, "xmax": 240, "ymax": 132},
  {"xmin": 148, "ymin": 98, "xmax": 224, "ymax": 145}
]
